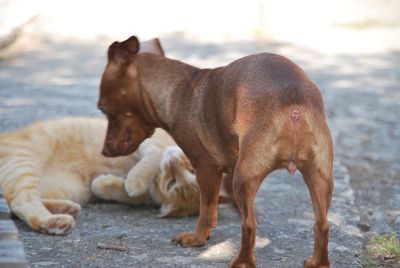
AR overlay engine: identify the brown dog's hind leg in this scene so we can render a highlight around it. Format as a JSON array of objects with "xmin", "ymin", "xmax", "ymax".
[
  {"xmin": 230, "ymin": 164, "xmax": 270, "ymax": 268},
  {"xmin": 300, "ymin": 163, "xmax": 333, "ymax": 268},
  {"xmin": 172, "ymin": 166, "xmax": 222, "ymax": 247}
]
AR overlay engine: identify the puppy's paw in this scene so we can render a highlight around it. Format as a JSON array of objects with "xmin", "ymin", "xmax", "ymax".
[
  {"xmin": 42, "ymin": 199, "xmax": 81, "ymax": 218},
  {"xmin": 91, "ymin": 174, "xmax": 124, "ymax": 200},
  {"xmin": 304, "ymin": 256, "xmax": 330, "ymax": 268},
  {"xmin": 40, "ymin": 214, "xmax": 75, "ymax": 235},
  {"xmin": 125, "ymin": 179, "xmax": 149, "ymax": 198},
  {"xmin": 230, "ymin": 255, "xmax": 256, "ymax": 268},
  {"xmin": 171, "ymin": 232, "xmax": 208, "ymax": 247}
]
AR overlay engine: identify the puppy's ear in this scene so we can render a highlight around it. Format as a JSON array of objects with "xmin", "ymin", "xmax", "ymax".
[
  {"xmin": 157, "ymin": 203, "xmax": 188, "ymax": 218},
  {"xmin": 120, "ymin": 35, "xmax": 140, "ymax": 54},
  {"xmin": 106, "ymin": 37, "xmax": 140, "ymax": 77},
  {"xmin": 140, "ymin": 38, "xmax": 165, "ymax": 56},
  {"xmin": 107, "ymin": 41, "xmax": 121, "ymax": 60},
  {"xmin": 107, "ymin": 36, "xmax": 140, "ymax": 61}
]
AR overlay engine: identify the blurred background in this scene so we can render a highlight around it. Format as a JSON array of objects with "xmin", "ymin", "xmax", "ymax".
[
  {"xmin": 0, "ymin": 0, "xmax": 399, "ymax": 267},
  {"xmin": 1, "ymin": 0, "xmax": 400, "ymax": 54}
]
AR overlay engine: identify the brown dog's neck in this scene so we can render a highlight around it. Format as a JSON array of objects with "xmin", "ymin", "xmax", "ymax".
[{"xmin": 137, "ymin": 53, "xmax": 203, "ymax": 130}]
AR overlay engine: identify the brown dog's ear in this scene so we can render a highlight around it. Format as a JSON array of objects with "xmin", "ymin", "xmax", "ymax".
[
  {"xmin": 107, "ymin": 36, "xmax": 140, "ymax": 61},
  {"xmin": 157, "ymin": 203, "xmax": 189, "ymax": 218},
  {"xmin": 120, "ymin": 35, "xmax": 140, "ymax": 54},
  {"xmin": 107, "ymin": 41, "xmax": 121, "ymax": 60},
  {"xmin": 106, "ymin": 36, "xmax": 140, "ymax": 77},
  {"xmin": 139, "ymin": 38, "xmax": 165, "ymax": 56}
]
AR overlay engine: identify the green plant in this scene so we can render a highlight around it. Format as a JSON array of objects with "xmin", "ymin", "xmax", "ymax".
[
  {"xmin": 361, "ymin": 258, "xmax": 378, "ymax": 268},
  {"xmin": 368, "ymin": 234, "xmax": 400, "ymax": 258},
  {"xmin": 361, "ymin": 233, "xmax": 400, "ymax": 267}
]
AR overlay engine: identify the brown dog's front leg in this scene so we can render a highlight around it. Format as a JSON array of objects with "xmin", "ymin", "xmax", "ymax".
[{"xmin": 172, "ymin": 166, "xmax": 222, "ymax": 247}]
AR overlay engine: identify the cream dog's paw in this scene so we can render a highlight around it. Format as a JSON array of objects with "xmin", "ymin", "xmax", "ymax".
[
  {"xmin": 91, "ymin": 174, "xmax": 124, "ymax": 200},
  {"xmin": 124, "ymin": 178, "xmax": 150, "ymax": 198},
  {"xmin": 91, "ymin": 174, "xmax": 114, "ymax": 197},
  {"xmin": 39, "ymin": 214, "xmax": 75, "ymax": 235},
  {"xmin": 42, "ymin": 199, "xmax": 81, "ymax": 218}
]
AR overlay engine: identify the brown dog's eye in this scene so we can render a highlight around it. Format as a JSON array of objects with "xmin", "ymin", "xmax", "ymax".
[
  {"xmin": 189, "ymin": 169, "xmax": 195, "ymax": 175},
  {"xmin": 167, "ymin": 178, "xmax": 176, "ymax": 190}
]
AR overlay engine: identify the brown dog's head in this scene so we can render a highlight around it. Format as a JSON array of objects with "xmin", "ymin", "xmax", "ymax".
[{"xmin": 98, "ymin": 36, "xmax": 162, "ymax": 157}]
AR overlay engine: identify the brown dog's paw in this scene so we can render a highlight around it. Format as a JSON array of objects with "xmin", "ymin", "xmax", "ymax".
[
  {"xmin": 40, "ymin": 214, "xmax": 75, "ymax": 235},
  {"xmin": 230, "ymin": 255, "xmax": 256, "ymax": 268},
  {"xmin": 171, "ymin": 232, "xmax": 208, "ymax": 247},
  {"xmin": 304, "ymin": 256, "xmax": 330, "ymax": 268}
]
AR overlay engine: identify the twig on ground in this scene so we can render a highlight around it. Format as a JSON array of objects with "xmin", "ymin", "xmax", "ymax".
[{"xmin": 96, "ymin": 242, "xmax": 130, "ymax": 252}]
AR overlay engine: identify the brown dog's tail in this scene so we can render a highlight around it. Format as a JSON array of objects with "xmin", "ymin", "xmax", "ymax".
[
  {"xmin": 283, "ymin": 109, "xmax": 328, "ymax": 177},
  {"xmin": 286, "ymin": 105, "xmax": 302, "ymax": 175},
  {"xmin": 277, "ymin": 82, "xmax": 327, "ymax": 176}
]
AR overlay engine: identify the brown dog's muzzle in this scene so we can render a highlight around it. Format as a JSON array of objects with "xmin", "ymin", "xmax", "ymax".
[
  {"xmin": 101, "ymin": 143, "xmax": 115, "ymax": 157},
  {"xmin": 101, "ymin": 139, "xmax": 136, "ymax": 157},
  {"xmin": 101, "ymin": 120, "xmax": 138, "ymax": 157},
  {"xmin": 101, "ymin": 129, "xmax": 136, "ymax": 157},
  {"xmin": 101, "ymin": 144, "xmax": 134, "ymax": 157}
]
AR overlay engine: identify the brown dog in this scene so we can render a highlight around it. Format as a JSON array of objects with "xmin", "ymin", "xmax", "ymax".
[{"xmin": 98, "ymin": 36, "xmax": 334, "ymax": 268}]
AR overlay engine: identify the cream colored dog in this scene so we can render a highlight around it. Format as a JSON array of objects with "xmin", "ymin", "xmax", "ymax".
[{"xmin": 0, "ymin": 117, "xmax": 201, "ymax": 235}]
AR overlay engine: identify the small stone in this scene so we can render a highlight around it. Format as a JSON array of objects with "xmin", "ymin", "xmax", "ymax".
[
  {"xmin": 272, "ymin": 248, "xmax": 286, "ymax": 254},
  {"xmin": 357, "ymin": 222, "xmax": 371, "ymax": 232},
  {"xmin": 335, "ymin": 245, "xmax": 349, "ymax": 252},
  {"xmin": 117, "ymin": 231, "xmax": 129, "ymax": 239}
]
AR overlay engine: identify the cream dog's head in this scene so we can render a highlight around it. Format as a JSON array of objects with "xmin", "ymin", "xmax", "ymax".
[{"xmin": 152, "ymin": 146, "xmax": 200, "ymax": 218}]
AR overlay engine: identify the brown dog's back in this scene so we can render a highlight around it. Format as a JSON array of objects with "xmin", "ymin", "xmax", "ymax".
[{"xmin": 189, "ymin": 53, "xmax": 329, "ymax": 177}]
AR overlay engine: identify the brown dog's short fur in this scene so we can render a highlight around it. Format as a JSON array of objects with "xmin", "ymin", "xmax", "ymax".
[{"xmin": 98, "ymin": 36, "xmax": 334, "ymax": 268}]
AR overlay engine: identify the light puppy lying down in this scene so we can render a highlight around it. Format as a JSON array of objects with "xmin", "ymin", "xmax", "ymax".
[
  {"xmin": 92, "ymin": 145, "xmax": 200, "ymax": 218},
  {"xmin": 0, "ymin": 117, "xmax": 200, "ymax": 235}
]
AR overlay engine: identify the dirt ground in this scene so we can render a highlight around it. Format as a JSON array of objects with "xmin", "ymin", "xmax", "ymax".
[{"xmin": 0, "ymin": 34, "xmax": 399, "ymax": 267}]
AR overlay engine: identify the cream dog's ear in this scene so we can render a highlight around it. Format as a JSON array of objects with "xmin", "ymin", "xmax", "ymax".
[{"xmin": 157, "ymin": 203, "xmax": 189, "ymax": 218}]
